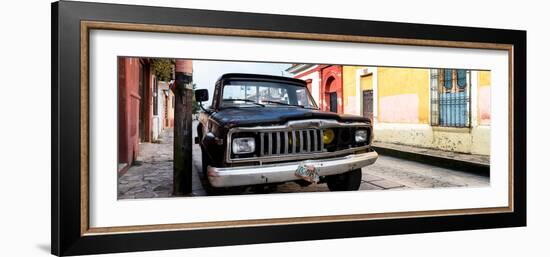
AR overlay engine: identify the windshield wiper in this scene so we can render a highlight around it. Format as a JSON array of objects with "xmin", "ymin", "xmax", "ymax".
[
  {"xmin": 223, "ymin": 99, "xmax": 265, "ymax": 107},
  {"xmin": 262, "ymin": 100, "xmax": 305, "ymax": 108}
]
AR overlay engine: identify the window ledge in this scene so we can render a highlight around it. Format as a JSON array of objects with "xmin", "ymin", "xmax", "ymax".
[{"xmin": 431, "ymin": 126, "xmax": 471, "ymax": 133}]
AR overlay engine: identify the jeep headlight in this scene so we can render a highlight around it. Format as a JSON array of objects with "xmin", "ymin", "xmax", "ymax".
[
  {"xmin": 355, "ymin": 129, "xmax": 368, "ymax": 143},
  {"xmin": 323, "ymin": 129, "xmax": 335, "ymax": 144},
  {"xmin": 232, "ymin": 137, "xmax": 255, "ymax": 154}
]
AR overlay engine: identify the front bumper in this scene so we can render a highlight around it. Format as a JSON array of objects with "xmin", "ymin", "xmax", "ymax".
[{"xmin": 207, "ymin": 151, "xmax": 378, "ymax": 188}]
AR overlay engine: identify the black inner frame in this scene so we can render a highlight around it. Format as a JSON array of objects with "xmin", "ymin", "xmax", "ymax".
[{"xmin": 51, "ymin": 1, "xmax": 526, "ymax": 256}]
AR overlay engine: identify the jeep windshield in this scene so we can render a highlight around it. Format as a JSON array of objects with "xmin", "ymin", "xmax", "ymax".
[{"xmin": 221, "ymin": 80, "xmax": 318, "ymax": 109}]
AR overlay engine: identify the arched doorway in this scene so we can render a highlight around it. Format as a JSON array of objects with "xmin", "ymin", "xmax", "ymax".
[
  {"xmin": 324, "ymin": 76, "xmax": 337, "ymax": 113},
  {"xmin": 320, "ymin": 65, "xmax": 343, "ymax": 113}
]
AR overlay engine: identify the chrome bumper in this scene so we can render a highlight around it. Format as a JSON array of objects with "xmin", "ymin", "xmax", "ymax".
[{"xmin": 207, "ymin": 151, "xmax": 378, "ymax": 188}]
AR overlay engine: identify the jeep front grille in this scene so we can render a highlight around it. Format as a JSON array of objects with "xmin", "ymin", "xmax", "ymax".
[
  {"xmin": 259, "ymin": 129, "xmax": 323, "ymax": 156},
  {"xmin": 226, "ymin": 119, "xmax": 371, "ymax": 163}
]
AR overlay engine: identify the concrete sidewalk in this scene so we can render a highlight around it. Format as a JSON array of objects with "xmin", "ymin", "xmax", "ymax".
[{"xmin": 372, "ymin": 142, "xmax": 490, "ymax": 175}]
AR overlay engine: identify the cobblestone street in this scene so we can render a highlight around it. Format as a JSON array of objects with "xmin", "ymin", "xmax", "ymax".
[
  {"xmin": 117, "ymin": 129, "xmax": 174, "ymax": 199},
  {"xmin": 118, "ymin": 128, "xmax": 205, "ymax": 199},
  {"xmin": 118, "ymin": 122, "xmax": 489, "ymax": 199},
  {"xmin": 251, "ymin": 154, "xmax": 489, "ymax": 194}
]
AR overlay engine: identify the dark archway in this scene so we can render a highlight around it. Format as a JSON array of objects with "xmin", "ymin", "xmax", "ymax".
[
  {"xmin": 324, "ymin": 76, "xmax": 337, "ymax": 113},
  {"xmin": 320, "ymin": 65, "xmax": 343, "ymax": 114}
]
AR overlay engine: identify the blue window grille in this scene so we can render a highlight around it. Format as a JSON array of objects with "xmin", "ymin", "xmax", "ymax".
[
  {"xmin": 430, "ymin": 69, "xmax": 471, "ymax": 127},
  {"xmin": 444, "ymin": 69, "xmax": 453, "ymax": 89},
  {"xmin": 457, "ymin": 69, "xmax": 467, "ymax": 89}
]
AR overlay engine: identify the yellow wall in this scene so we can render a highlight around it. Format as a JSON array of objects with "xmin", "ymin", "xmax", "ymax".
[
  {"xmin": 340, "ymin": 67, "xmax": 490, "ymax": 155},
  {"xmin": 361, "ymin": 75, "xmax": 373, "ymax": 91},
  {"xmin": 377, "ymin": 67, "xmax": 430, "ymax": 124},
  {"xmin": 342, "ymin": 66, "xmax": 361, "ymax": 111},
  {"xmin": 478, "ymin": 71, "xmax": 491, "ymax": 87}
]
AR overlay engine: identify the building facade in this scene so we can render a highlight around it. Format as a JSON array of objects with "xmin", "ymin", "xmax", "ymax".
[
  {"xmin": 159, "ymin": 81, "xmax": 175, "ymax": 129},
  {"xmin": 289, "ymin": 65, "xmax": 492, "ymax": 156},
  {"xmin": 286, "ymin": 64, "xmax": 344, "ymax": 113},
  {"xmin": 117, "ymin": 57, "xmax": 175, "ymax": 173}
]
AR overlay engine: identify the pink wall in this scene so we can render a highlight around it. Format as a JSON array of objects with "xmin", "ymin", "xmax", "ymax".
[
  {"xmin": 379, "ymin": 94, "xmax": 419, "ymax": 123},
  {"xmin": 478, "ymin": 86, "xmax": 491, "ymax": 125}
]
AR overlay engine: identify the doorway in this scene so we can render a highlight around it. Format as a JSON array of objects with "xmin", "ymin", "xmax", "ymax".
[
  {"xmin": 362, "ymin": 90, "xmax": 373, "ymax": 121},
  {"xmin": 138, "ymin": 63, "xmax": 145, "ymax": 142},
  {"xmin": 329, "ymin": 92, "xmax": 338, "ymax": 113}
]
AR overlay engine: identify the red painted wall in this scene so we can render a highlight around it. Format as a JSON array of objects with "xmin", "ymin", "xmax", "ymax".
[
  {"xmin": 291, "ymin": 65, "xmax": 343, "ymax": 113},
  {"xmin": 118, "ymin": 57, "xmax": 143, "ymax": 168},
  {"xmin": 320, "ymin": 65, "xmax": 343, "ymax": 114}
]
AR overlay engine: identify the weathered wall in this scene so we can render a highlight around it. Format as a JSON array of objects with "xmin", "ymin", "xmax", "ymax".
[
  {"xmin": 118, "ymin": 57, "xmax": 141, "ymax": 168},
  {"xmin": 377, "ymin": 67, "xmax": 430, "ymax": 124},
  {"xmin": 342, "ymin": 66, "xmax": 360, "ymax": 115},
  {"xmin": 297, "ymin": 69, "xmax": 321, "ymax": 106},
  {"xmin": 478, "ymin": 71, "xmax": 492, "ymax": 125},
  {"xmin": 472, "ymin": 70, "xmax": 491, "ymax": 155},
  {"xmin": 309, "ymin": 65, "xmax": 492, "ymax": 155},
  {"xmin": 320, "ymin": 65, "xmax": 343, "ymax": 113},
  {"xmin": 168, "ymin": 90, "xmax": 175, "ymax": 128},
  {"xmin": 471, "ymin": 126, "xmax": 490, "ymax": 155},
  {"xmin": 151, "ymin": 117, "xmax": 160, "ymax": 141},
  {"xmin": 151, "ymin": 76, "xmax": 166, "ymax": 141},
  {"xmin": 361, "ymin": 74, "xmax": 373, "ymax": 91},
  {"xmin": 373, "ymin": 123, "xmax": 433, "ymax": 147},
  {"xmin": 342, "ymin": 66, "xmax": 374, "ymax": 115},
  {"xmin": 373, "ymin": 123, "xmax": 489, "ymax": 155},
  {"xmin": 371, "ymin": 68, "xmax": 491, "ymax": 155},
  {"xmin": 158, "ymin": 81, "xmax": 171, "ymax": 129}
]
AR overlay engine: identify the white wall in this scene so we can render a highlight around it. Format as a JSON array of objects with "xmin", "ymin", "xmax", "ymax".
[
  {"xmin": 0, "ymin": 0, "xmax": 546, "ymax": 257},
  {"xmin": 297, "ymin": 67, "xmax": 321, "ymax": 104},
  {"xmin": 151, "ymin": 81, "xmax": 169, "ymax": 141}
]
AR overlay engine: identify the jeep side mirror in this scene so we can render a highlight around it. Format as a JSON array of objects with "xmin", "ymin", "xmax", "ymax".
[{"xmin": 195, "ymin": 89, "xmax": 209, "ymax": 102}]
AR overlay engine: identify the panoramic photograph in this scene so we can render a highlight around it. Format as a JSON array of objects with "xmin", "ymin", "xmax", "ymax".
[{"xmin": 117, "ymin": 57, "xmax": 491, "ymax": 199}]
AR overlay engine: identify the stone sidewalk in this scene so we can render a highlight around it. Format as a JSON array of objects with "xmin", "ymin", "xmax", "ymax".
[{"xmin": 372, "ymin": 142, "xmax": 490, "ymax": 174}]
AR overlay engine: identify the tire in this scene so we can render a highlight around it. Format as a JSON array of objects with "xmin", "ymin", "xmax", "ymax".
[
  {"xmin": 326, "ymin": 169, "xmax": 362, "ymax": 191},
  {"xmin": 200, "ymin": 147, "xmax": 220, "ymax": 195},
  {"xmin": 200, "ymin": 147, "xmax": 210, "ymax": 179},
  {"xmin": 200, "ymin": 147, "xmax": 245, "ymax": 195}
]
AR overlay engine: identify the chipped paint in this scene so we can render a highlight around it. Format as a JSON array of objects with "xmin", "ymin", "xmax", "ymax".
[{"xmin": 373, "ymin": 123, "xmax": 490, "ymax": 155}]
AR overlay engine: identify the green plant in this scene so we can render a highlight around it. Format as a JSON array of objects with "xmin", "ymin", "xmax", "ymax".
[{"xmin": 151, "ymin": 58, "xmax": 174, "ymax": 81}]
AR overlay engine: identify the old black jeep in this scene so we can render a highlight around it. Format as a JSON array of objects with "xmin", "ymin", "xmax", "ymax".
[{"xmin": 195, "ymin": 73, "xmax": 378, "ymax": 193}]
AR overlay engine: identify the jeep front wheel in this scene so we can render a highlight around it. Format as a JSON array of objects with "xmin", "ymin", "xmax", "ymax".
[
  {"xmin": 200, "ymin": 147, "xmax": 245, "ymax": 195},
  {"xmin": 326, "ymin": 169, "xmax": 362, "ymax": 191},
  {"xmin": 200, "ymin": 147, "xmax": 210, "ymax": 179}
]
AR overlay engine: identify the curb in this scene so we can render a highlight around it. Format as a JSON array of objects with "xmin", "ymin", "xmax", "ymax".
[{"xmin": 372, "ymin": 146, "xmax": 490, "ymax": 176}]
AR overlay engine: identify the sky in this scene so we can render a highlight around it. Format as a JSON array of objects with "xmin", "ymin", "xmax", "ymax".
[{"xmin": 191, "ymin": 60, "xmax": 293, "ymax": 106}]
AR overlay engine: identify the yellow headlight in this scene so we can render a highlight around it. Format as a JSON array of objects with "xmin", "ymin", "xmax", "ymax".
[{"xmin": 323, "ymin": 129, "xmax": 335, "ymax": 144}]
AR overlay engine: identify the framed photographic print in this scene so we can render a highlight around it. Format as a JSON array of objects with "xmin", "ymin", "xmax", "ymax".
[{"xmin": 51, "ymin": 1, "xmax": 526, "ymax": 256}]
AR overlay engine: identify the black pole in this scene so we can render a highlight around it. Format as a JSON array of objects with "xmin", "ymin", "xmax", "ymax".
[{"xmin": 172, "ymin": 61, "xmax": 193, "ymax": 195}]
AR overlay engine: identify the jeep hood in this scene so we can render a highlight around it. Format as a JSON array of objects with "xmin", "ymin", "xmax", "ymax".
[{"xmin": 210, "ymin": 107, "xmax": 369, "ymax": 128}]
